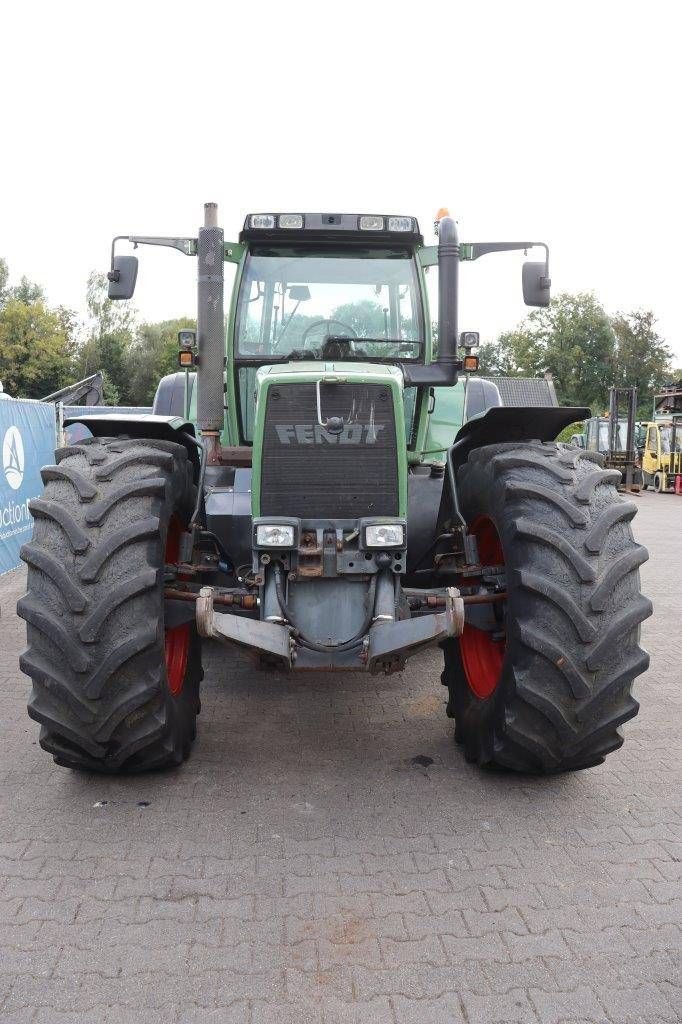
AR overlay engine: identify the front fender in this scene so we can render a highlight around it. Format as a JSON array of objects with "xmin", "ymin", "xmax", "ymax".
[
  {"xmin": 62, "ymin": 412, "xmax": 200, "ymax": 469},
  {"xmin": 434, "ymin": 405, "xmax": 590, "ymax": 538},
  {"xmin": 451, "ymin": 405, "xmax": 589, "ymax": 471}
]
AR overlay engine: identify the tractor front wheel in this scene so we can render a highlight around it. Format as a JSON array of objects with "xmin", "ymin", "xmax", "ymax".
[
  {"xmin": 442, "ymin": 441, "xmax": 652, "ymax": 773},
  {"xmin": 18, "ymin": 436, "xmax": 202, "ymax": 773}
]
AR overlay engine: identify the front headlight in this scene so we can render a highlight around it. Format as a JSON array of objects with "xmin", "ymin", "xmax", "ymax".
[
  {"xmin": 255, "ymin": 524, "xmax": 295, "ymax": 547},
  {"xmin": 365, "ymin": 523, "xmax": 405, "ymax": 548}
]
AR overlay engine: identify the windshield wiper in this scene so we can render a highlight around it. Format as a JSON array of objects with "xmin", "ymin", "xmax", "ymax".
[
  {"xmin": 326, "ymin": 335, "xmax": 421, "ymax": 348},
  {"xmin": 283, "ymin": 338, "xmax": 422, "ymax": 362}
]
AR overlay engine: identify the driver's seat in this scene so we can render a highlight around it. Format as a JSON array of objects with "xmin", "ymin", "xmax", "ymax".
[{"xmin": 322, "ymin": 337, "xmax": 355, "ymax": 359}]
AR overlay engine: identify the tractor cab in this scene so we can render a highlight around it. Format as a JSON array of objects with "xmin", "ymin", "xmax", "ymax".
[{"xmin": 230, "ymin": 215, "xmax": 428, "ymax": 451}]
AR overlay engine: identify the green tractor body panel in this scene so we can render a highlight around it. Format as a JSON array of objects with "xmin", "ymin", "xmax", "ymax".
[
  {"xmin": 421, "ymin": 383, "xmax": 467, "ymax": 463},
  {"xmin": 250, "ymin": 362, "xmax": 408, "ymax": 518}
]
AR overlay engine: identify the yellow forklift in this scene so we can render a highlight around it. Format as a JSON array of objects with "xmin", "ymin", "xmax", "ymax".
[
  {"xmin": 641, "ymin": 383, "xmax": 682, "ymax": 493},
  {"xmin": 642, "ymin": 417, "xmax": 682, "ymax": 492},
  {"xmin": 583, "ymin": 386, "xmax": 641, "ymax": 492}
]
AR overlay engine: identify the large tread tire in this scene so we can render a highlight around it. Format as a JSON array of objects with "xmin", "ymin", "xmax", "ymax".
[
  {"xmin": 442, "ymin": 441, "xmax": 652, "ymax": 773},
  {"xmin": 18, "ymin": 436, "xmax": 202, "ymax": 773}
]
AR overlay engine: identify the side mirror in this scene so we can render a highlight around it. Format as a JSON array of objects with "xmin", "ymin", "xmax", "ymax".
[
  {"xmin": 288, "ymin": 285, "xmax": 311, "ymax": 301},
  {"xmin": 107, "ymin": 255, "xmax": 138, "ymax": 300},
  {"xmin": 522, "ymin": 261, "xmax": 551, "ymax": 307}
]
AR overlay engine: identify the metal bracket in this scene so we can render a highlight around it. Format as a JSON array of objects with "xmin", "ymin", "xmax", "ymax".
[
  {"xmin": 367, "ymin": 587, "xmax": 464, "ymax": 670},
  {"xmin": 196, "ymin": 587, "xmax": 293, "ymax": 666},
  {"xmin": 109, "ymin": 234, "xmax": 197, "ymax": 273},
  {"xmin": 459, "ymin": 241, "xmax": 549, "ymax": 268}
]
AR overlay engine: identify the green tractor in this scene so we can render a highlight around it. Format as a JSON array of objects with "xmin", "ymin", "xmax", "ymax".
[{"xmin": 18, "ymin": 205, "xmax": 651, "ymax": 774}]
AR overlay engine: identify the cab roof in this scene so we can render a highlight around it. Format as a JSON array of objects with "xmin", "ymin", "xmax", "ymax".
[{"xmin": 240, "ymin": 212, "xmax": 422, "ymax": 247}]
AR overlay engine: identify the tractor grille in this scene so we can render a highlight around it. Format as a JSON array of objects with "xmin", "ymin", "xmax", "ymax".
[{"xmin": 260, "ymin": 382, "xmax": 399, "ymax": 519}]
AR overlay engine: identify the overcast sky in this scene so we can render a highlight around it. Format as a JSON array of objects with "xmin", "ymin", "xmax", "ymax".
[{"xmin": 2, "ymin": 0, "xmax": 680, "ymax": 362}]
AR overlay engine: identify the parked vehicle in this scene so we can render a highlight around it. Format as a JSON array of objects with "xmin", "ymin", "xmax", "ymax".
[
  {"xmin": 641, "ymin": 418, "xmax": 682, "ymax": 492},
  {"xmin": 18, "ymin": 206, "xmax": 651, "ymax": 775},
  {"xmin": 583, "ymin": 387, "xmax": 641, "ymax": 491}
]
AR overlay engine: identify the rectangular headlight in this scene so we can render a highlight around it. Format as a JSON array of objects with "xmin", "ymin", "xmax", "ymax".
[
  {"xmin": 365, "ymin": 523, "xmax": 405, "ymax": 548},
  {"xmin": 359, "ymin": 215, "xmax": 385, "ymax": 231},
  {"xmin": 278, "ymin": 214, "xmax": 304, "ymax": 229},
  {"xmin": 387, "ymin": 216, "xmax": 413, "ymax": 232},
  {"xmin": 250, "ymin": 214, "xmax": 276, "ymax": 229},
  {"xmin": 255, "ymin": 524, "xmax": 295, "ymax": 547}
]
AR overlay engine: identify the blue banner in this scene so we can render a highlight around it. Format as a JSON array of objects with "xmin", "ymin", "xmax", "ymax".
[{"xmin": 0, "ymin": 398, "xmax": 56, "ymax": 575}]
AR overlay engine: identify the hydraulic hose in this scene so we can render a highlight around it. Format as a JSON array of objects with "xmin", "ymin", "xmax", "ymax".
[{"xmin": 273, "ymin": 564, "xmax": 377, "ymax": 652}]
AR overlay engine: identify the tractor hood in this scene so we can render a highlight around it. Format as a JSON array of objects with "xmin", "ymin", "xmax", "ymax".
[{"xmin": 254, "ymin": 361, "xmax": 405, "ymax": 388}]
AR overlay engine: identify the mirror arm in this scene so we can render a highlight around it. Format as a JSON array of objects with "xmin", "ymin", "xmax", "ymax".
[
  {"xmin": 461, "ymin": 240, "xmax": 550, "ymax": 275},
  {"xmin": 128, "ymin": 235, "xmax": 198, "ymax": 256},
  {"xmin": 107, "ymin": 236, "xmax": 130, "ymax": 282},
  {"xmin": 108, "ymin": 234, "xmax": 198, "ymax": 280}
]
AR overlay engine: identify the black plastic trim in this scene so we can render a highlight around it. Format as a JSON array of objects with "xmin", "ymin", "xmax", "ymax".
[{"xmin": 450, "ymin": 405, "xmax": 591, "ymax": 470}]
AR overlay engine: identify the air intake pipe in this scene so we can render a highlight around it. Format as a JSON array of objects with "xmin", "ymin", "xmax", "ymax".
[{"xmin": 197, "ymin": 202, "xmax": 225, "ymax": 456}]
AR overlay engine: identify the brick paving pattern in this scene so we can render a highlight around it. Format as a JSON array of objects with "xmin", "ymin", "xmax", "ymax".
[{"xmin": 0, "ymin": 490, "xmax": 679, "ymax": 1023}]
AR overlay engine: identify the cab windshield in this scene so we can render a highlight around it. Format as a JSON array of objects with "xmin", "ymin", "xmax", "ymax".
[
  {"xmin": 235, "ymin": 248, "xmax": 423, "ymax": 361},
  {"xmin": 659, "ymin": 425, "xmax": 682, "ymax": 454}
]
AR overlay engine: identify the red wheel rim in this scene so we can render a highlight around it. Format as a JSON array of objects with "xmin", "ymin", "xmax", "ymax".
[
  {"xmin": 459, "ymin": 515, "xmax": 505, "ymax": 700},
  {"xmin": 164, "ymin": 516, "xmax": 190, "ymax": 696}
]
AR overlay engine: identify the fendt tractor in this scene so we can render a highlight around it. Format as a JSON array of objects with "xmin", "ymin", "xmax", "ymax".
[{"xmin": 18, "ymin": 206, "xmax": 652, "ymax": 774}]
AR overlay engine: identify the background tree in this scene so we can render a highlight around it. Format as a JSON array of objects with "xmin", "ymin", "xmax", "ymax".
[
  {"xmin": 331, "ymin": 299, "xmax": 418, "ymax": 356},
  {"xmin": 0, "ymin": 296, "xmax": 75, "ymax": 397},
  {"xmin": 99, "ymin": 369, "xmax": 120, "ymax": 406},
  {"xmin": 513, "ymin": 293, "xmax": 616, "ymax": 408},
  {"xmin": 476, "ymin": 293, "xmax": 629, "ymax": 410},
  {"xmin": 129, "ymin": 317, "xmax": 197, "ymax": 405},
  {"xmin": 478, "ymin": 330, "xmax": 540, "ymax": 378},
  {"xmin": 11, "ymin": 277, "xmax": 45, "ymax": 304},
  {"xmin": 0, "ymin": 257, "xmax": 76, "ymax": 397},
  {"xmin": 75, "ymin": 272, "xmax": 136, "ymax": 403},
  {"xmin": 0, "ymin": 258, "xmax": 9, "ymax": 303},
  {"xmin": 331, "ymin": 299, "xmax": 388, "ymax": 337},
  {"xmin": 611, "ymin": 310, "xmax": 673, "ymax": 415}
]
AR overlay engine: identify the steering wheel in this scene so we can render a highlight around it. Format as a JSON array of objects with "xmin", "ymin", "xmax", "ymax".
[{"xmin": 301, "ymin": 318, "xmax": 358, "ymax": 347}]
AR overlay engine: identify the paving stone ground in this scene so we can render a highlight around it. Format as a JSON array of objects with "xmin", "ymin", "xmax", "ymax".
[{"xmin": 0, "ymin": 490, "xmax": 680, "ymax": 1023}]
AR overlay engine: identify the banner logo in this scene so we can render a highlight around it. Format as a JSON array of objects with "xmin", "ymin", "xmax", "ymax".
[{"xmin": 3, "ymin": 426, "xmax": 25, "ymax": 490}]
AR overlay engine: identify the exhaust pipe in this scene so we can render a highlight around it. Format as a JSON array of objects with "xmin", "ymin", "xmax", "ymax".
[
  {"xmin": 401, "ymin": 214, "xmax": 459, "ymax": 386},
  {"xmin": 197, "ymin": 202, "xmax": 225, "ymax": 456},
  {"xmin": 437, "ymin": 215, "xmax": 459, "ymax": 386}
]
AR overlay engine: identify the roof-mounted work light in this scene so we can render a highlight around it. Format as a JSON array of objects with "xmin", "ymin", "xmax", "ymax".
[
  {"xmin": 359, "ymin": 215, "xmax": 385, "ymax": 231},
  {"xmin": 278, "ymin": 214, "xmax": 304, "ymax": 229},
  {"xmin": 249, "ymin": 214, "xmax": 276, "ymax": 229}
]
